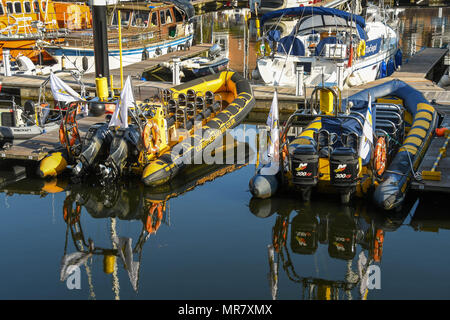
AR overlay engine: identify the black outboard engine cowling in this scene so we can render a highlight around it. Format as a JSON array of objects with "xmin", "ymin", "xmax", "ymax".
[
  {"xmin": 73, "ymin": 123, "xmax": 113, "ymax": 177},
  {"xmin": 100, "ymin": 125, "xmax": 140, "ymax": 181},
  {"xmin": 291, "ymin": 144, "xmax": 319, "ymax": 186},
  {"xmin": 329, "ymin": 147, "xmax": 359, "ymax": 188}
]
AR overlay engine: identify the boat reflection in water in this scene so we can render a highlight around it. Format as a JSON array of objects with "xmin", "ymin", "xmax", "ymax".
[
  {"xmin": 1, "ymin": 139, "xmax": 251, "ymax": 298},
  {"xmin": 61, "ymin": 159, "xmax": 250, "ymax": 296},
  {"xmin": 249, "ymin": 197, "xmax": 413, "ymax": 300}
]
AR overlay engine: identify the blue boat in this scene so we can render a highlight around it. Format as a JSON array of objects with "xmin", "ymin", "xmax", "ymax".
[{"xmin": 249, "ymin": 80, "xmax": 439, "ymax": 210}]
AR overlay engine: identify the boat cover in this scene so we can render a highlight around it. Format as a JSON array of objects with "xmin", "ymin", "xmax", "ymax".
[{"xmin": 278, "ymin": 36, "xmax": 305, "ymax": 56}]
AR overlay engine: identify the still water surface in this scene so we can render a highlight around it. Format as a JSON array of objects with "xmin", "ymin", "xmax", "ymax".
[
  {"xmin": 1, "ymin": 160, "xmax": 450, "ymax": 299},
  {"xmin": 1, "ymin": 7, "xmax": 450, "ymax": 300}
]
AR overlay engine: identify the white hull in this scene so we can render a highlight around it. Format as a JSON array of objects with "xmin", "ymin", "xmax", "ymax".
[
  {"xmin": 258, "ymin": 47, "xmax": 397, "ymax": 88},
  {"xmin": 45, "ymin": 34, "xmax": 194, "ymax": 74},
  {"xmin": 257, "ymin": 20, "xmax": 399, "ymax": 88}
]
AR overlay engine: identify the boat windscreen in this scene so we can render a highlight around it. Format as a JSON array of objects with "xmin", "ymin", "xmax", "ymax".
[{"xmin": 296, "ymin": 15, "xmax": 359, "ymax": 34}]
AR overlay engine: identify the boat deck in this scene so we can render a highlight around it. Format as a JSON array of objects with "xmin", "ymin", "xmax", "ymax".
[
  {"xmin": 0, "ymin": 114, "xmax": 106, "ymax": 162},
  {"xmin": 0, "ymin": 43, "xmax": 212, "ymax": 100}
]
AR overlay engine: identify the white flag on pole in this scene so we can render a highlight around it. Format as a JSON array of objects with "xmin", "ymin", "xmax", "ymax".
[
  {"xmin": 260, "ymin": 90, "xmax": 280, "ymax": 175},
  {"xmin": 109, "ymin": 76, "xmax": 134, "ymax": 128},
  {"xmin": 50, "ymin": 72, "xmax": 82, "ymax": 103},
  {"xmin": 358, "ymin": 93, "xmax": 374, "ymax": 160}
]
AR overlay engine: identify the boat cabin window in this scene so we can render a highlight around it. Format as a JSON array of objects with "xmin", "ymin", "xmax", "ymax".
[
  {"xmin": 160, "ymin": 10, "xmax": 166, "ymax": 25},
  {"xmin": 111, "ymin": 10, "xmax": 131, "ymax": 26},
  {"xmin": 6, "ymin": 2, "xmax": 13, "ymax": 14},
  {"xmin": 0, "ymin": 3, "xmax": 4, "ymax": 15},
  {"xmin": 24, "ymin": 1, "xmax": 31, "ymax": 13},
  {"xmin": 40, "ymin": 1, "xmax": 46, "ymax": 13},
  {"xmin": 14, "ymin": 1, "xmax": 22, "ymax": 13},
  {"xmin": 296, "ymin": 15, "xmax": 357, "ymax": 36},
  {"xmin": 150, "ymin": 11, "xmax": 157, "ymax": 27},
  {"xmin": 174, "ymin": 8, "xmax": 183, "ymax": 22},
  {"xmin": 165, "ymin": 9, "xmax": 173, "ymax": 24},
  {"xmin": 33, "ymin": 0, "xmax": 39, "ymax": 13},
  {"xmin": 131, "ymin": 11, "xmax": 149, "ymax": 27}
]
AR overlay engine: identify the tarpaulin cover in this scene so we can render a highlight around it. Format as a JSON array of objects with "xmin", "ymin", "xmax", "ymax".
[{"xmin": 277, "ymin": 36, "xmax": 305, "ymax": 56}]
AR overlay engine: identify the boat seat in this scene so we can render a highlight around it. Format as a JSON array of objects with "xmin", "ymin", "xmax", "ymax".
[
  {"xmin": 374, "ymin": 104, "xmax": 404, "ymax": 124},
  {"xmin": 186, "ymin": 102, "xmax": 196, "ymax": 117},
  {"xmin": 277, "ymin": 36, "xmax": 305, "ymax": 56},
  {"xmin": 375, "ymin": 119, "xmax": 400, "ymax": 141},
  {"xmin": 204, "ymin": 91, "xmax": 215, "ymax": 106},
  {"xmin": 186, "ymin": 89, "xmax": 196, "ymax": 104},
  {"xmin": 375, "ymin": 111, "xmax": 403, "ymax": 128},
  {"xmin": 175, "ymin": 107, "xmax": 187, "ymax": 128},
  {"xmin": 373, "ymin": 103, "xmax": 404, "ymax": 143},
  {"xmin": 195, "ymin": 96, "xmax": 206, "ymax": 112},
  {"xmin": 342, "ymin": 132, "xmax": 359, "ymax": 152},
  {"xmin": 317, "ymin": 129, "xmax": 335, "ymax": 158},
  {"xmin": 314, "ymin": 37, "xmax": 342, "ymax": 56},
  {"xmin": 373, "ymin": 103, "xmax": 403, "ymax": 114},
  {"xmin": 177, "ymin": 93, "xmax": 187, "ymax": 107}
]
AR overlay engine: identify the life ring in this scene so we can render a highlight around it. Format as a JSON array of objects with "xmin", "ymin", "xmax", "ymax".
[
  {"xmin": 145, "ymin": 203, "xmax": 163, "ymax": 233},
  {"xmin": 63, "ymin": 201, "xmax": 81, "ymax": 225},
  {"xmin": 59, "ymin": 111, "xmax": 80, "ymax": 148},
  {"xmin": 142, "ymin": 120, "xmax": 160, "ymax": 154},
  {"xmin": 373, "ymin": 229, "xmax": 384, "ymax": 262},
  {"xmin": 374, "ymin": 136, "xmax": 387, "ymax": 176},
  {"xmin": 357, "ymin": 40, "xmax": 366, "ymax": 57},
  {"xmin": 273, "ymin": 217, "xmax": 288, "ymax": 253}
]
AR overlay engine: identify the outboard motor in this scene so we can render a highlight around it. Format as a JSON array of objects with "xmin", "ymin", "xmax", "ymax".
[
  {"xmin": 73, "ymin": 123, "xmax": 113, "ymax": 177},
  {"xmin": 291, "ymin": 144, "xmax": 319, "ymax": 200},
  {"xmin": 99, "ymin": 126, "xmax": 140, "ymax": 181},
  {"xmin": 208, "ymin": 43, "xmax": 222, "ymax": 60},
  {"xmin": 329, "ymin": 147, "xmax": 359, "ymax": 203},
  {"xmin": 291, "ymin": 145, "xmax": 319, "ymax": 185}
]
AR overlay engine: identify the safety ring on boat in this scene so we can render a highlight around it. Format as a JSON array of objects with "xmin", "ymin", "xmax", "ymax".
[
  {"xmin": 145, "ymin": 203, "xmax": 163, "ymax": 233},
  {"xmin": 63, "ymin": 202, "xmax": 81, "ymax": 225},
  {"xmin": 374, "ymin": 136, "xmax": 387, "ymax": 176},
  {"xmin": 59, "ymin": 111, "xmax": 80, "ymax": 148},
  {"xmin": 142, "ymin": 120, "xmax": 160, "ymax": 154}
]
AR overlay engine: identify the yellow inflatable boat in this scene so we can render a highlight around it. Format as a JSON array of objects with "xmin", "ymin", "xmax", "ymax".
[{"xmin": 39, "ymin": 71, "xmax": 255, "ymax": 186}]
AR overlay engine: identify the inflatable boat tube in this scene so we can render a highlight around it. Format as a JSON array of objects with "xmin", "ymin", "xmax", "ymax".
[
  {"xmin": 142, "ymin": 71, "xmax": 255, "ymax": 186},
  {"xmin": 343, "ymin": 79, "xmax": 438, "ymax": 210}
]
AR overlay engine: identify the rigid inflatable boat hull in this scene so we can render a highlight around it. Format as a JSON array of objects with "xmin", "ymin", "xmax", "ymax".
[
  {"xmin": 249, "ymin": 80, "xmax": 437, "ymax": 210},
  {"xmin": 142, "ymin": 71, "xmax": 255, "ymax": 186}
]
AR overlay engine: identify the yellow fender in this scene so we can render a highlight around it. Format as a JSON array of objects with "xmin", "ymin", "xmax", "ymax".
[
  {"xmin": 357, "ymin": 40, "xmax": 366, "ymax": 57},
  {"xmin": 38, "ymin": 151, "xmax": 69, "ymax": 178}
]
